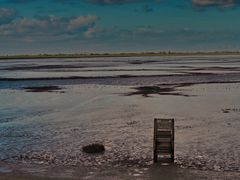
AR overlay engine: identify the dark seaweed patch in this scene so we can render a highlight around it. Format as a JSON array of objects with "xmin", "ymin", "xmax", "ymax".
[{"xmin": 126, "ymin": 84, "xmax": 193, "ymax": 97}]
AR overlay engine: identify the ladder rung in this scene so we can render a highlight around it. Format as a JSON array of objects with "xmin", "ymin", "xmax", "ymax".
[
  {"xmin": 157, "ymin": 153, "xmax": 171, "ymax": 156},
  {"xmin": 157, "ymin": 131, "xmax": 171, "ymax": 134},
  {"xmin": 156, "ymin": 138, "xmax": 171, "ymax": 142},
  {"xmin": 156, "ymin": 149, "xmax": 172, "ymax": 153},
  {"xmin": 157, "ymin": 142, "xmax": 171, "ymax": 147},
  {"xmin": 157, "ymin": 143, "xmax": 172, "ymax": 150},
  {"xmin": 157, "ymin": 133, "xmax": 171, "ymax": 138},
  {"xmin": 157, "ymin": 129, "xmax": 172, "ymax": 131},
  {"xmin": 157, "ymin": 146, "xmax": 172, "ymax": 152}
]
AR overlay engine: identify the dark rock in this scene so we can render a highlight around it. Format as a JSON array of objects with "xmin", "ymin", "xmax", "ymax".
[{"xmin": 82, "ymin": 144, "xmax": 105, "ymax": 154}]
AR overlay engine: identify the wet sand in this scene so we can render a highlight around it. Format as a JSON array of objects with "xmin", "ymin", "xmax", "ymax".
[
  {"xmin": 1, "ymin": 162, "xmax": 240, "ymax": 180},
  {"xmin": 0, "ymin": 56, "xmax": 240, "ymax": 179}
]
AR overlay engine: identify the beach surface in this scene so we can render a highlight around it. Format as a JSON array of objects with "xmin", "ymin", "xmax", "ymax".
[{"xmin": 0, "ymin": 55, "xmax": 240, "ymax": 179}]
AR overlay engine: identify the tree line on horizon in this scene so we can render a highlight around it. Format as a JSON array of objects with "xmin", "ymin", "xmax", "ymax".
[{"xmin": 1, "ymin": 51, "xmax": 240, "ymax": 59}]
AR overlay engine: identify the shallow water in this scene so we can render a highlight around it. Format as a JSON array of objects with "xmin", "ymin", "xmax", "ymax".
[{"xmin": 0, "ymin": 56, "xmax": 240, "ymax": 178}]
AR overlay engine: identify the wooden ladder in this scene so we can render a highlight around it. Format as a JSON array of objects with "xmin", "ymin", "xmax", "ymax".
[{"xmin": 153, "ymin": 118, "xmax": 174, "ymax": 162}]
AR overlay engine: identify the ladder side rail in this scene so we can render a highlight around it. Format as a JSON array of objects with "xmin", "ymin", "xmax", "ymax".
[
  {"xmin": 153, "ymin": 118, "xmax": 158, "ymax": 162},
  {"xmin": 171, "ymin": 118, "xmax": 174, "ymax": 162}
]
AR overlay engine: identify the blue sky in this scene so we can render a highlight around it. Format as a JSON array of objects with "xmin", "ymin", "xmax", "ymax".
[{"xmin": 0, "ymin": 0, "xmax": 240, "ymax": 54}]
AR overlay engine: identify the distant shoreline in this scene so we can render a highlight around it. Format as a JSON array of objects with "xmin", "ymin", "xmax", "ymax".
[{"xmin": 1, "ymin": 51, "xmax": 240, "ymax": 60}]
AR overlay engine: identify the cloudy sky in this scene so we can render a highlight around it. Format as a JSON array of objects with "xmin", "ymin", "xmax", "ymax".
[{"xmin": 0, "ymin": 0, "xmax": 240, "ymax": 54}]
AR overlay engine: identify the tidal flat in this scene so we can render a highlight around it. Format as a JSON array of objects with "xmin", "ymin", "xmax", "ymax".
[{"xmin": 0, "ymin": 56, "xmax": 240, "ymax": 179}]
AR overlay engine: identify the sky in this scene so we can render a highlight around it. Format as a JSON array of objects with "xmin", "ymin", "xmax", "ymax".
[{"xmin": 0, "ymin": 0, "xmax": 240, "ymax": 54}]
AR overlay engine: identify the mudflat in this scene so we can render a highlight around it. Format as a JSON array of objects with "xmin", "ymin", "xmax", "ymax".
[{"xmin": 0, "ymin": 55, "xmax": 240, "ymax": 179}]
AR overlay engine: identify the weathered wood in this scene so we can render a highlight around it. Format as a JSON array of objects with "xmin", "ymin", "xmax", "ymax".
[
  {"xmin": 153, "ymin": 118, "xmax": 174, "ymax": 163},
  {"xmin": 171, "ymin": 119, "xmax": 175, "ymax": 161},
  {"xmin": 153, "ymin": 118, "xmax": 158, "ymax": 162}
]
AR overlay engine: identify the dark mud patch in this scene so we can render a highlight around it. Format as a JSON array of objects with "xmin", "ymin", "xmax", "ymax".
[
  {"xmin": 3, "ymin": 65, "xmax": 85, "ymax": 71},
  {"xmin": 125, "ymin": 80, "xmax": 240, "ymax": 97},
  {"xmin": 126, "ymin": 120, "xmax": 138, "ymax": 126},
  {"xmin": 221, "ymin": 108, "xmax": 240, "ymax": 113},
  {"xmin": 23, "ymin": 86, "xmax": 64, "ymax": 93},
  {"xmin": 126, "ymin": 84, "xmax": 193, "ymax": 97},
  {"xmin": 129, "ymin": 60, "xmax": 157, "ymax": 65},
  {"xmin": 184, "ymin": 72, "xmax": 215, "ymax": 76},
  {"xmin": 175, "ymin": 125, "xmax": 192, "ymax": 130},
  {"xmin": 1, "ymin": 73, "xmax": 240, "ymax": 82},
  {"xmin": 181, "ymin": 66, "xmax": 240, "ymax": 71},
  {"xmin": 3, "ymin": 64, "xmax": 114, "ymax": 71}
]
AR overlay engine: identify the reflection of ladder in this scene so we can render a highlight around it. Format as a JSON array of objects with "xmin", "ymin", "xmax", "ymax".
[{"xmin": 153, "ymin": 118, "xmax": 174, "ymax": 162}]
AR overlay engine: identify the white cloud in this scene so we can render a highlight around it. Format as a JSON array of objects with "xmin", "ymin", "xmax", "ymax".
[
  {"xmin": 192, "ymin": 0, "xmax": 237, "ymax": 8},
  {"xmin": 0, "ymin": 14, "xmax": 98, "ymax": 39},
  {"xmin": 83, "ymin": 27, "xmax": 98, "ymax": 38},
  {"xmin": 0, "ymin": 8, "xmax": 17, "ymax": 25},
  {"xmin": 68, "ymin": 15, "xmax": 97, "ymax": 32}
]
